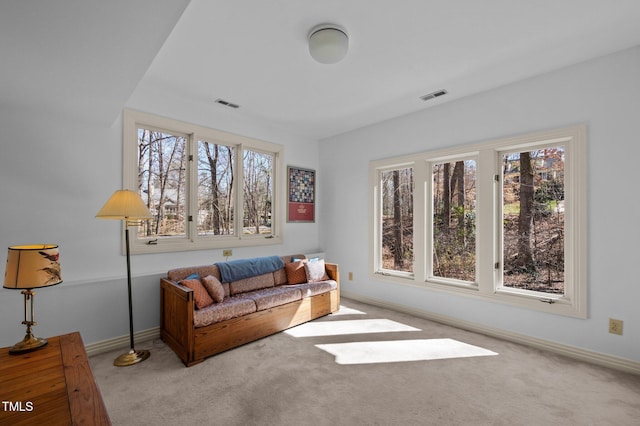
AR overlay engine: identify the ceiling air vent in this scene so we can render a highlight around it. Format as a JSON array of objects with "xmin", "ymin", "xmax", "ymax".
[
  {"xmin": 420, "ymin": 89, "xmax": 448, "ymax": 102},
  {"xmin": 214, "ymin": 98, "xmax": 240, "ymax": 109}
]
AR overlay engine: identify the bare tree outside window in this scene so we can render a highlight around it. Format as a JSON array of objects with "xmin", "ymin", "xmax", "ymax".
[
  {"xmin": 197, "ymin": 141, "xmax": 235, "ymax": 235},
  {"xmin": 137, "ymin": 128, "xmax": 187, "ymax": 239},
  {"xmin": 502, "ymin": 147, "xmax": 565, "ymax": 293},
  {"xmin": 432, "ymin": 160, "xmax": 477, "ymax": 281},
  {"xmin": 380, "ymin": 167, "xmax": 414, "ymax": 273},
  {"xmin": 243, "ymin": 150, "xmax": 273, "ymax": 235}
]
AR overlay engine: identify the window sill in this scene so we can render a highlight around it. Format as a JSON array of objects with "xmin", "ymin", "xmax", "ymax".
[{"xmin": 372, "ymin": 273, "xmax": 586, "ymax": 318}]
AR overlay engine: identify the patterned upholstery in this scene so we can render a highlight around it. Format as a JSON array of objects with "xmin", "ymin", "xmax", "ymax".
[
  {"xmin": 246, "ymin": 286, "xmax": 302, "ymax": 311},
  {"xmin": 275, "ymin": 254, "xmax": 305, "ymax": 285},
  {"xmin": 168, "ymin": 264, "xmax": 220, "ymax": 282},
  {"xmin": 202, "ymin": 275, "xmax": 225, "ymax": 303},
  {"xmin": 168, "ymin": 265, "xmax": 229, "ymax": 297},
  {"xmin": 181, "ymin": 279, "xmax": 214, "ymax": 309},
  {"xmin": 229, "ymin": 272, "xmax": 275, "ymax": 295},
  {"xmin": 194, "ymin": 296, "xmax": 257, "ymax": 327},
  {"xmin": 288, "ymin": 280, "xmax": 337, "ymax": 298},
  {"xmin": 285, "ymin": 260, "xmax": 307, "ymax": 284}
]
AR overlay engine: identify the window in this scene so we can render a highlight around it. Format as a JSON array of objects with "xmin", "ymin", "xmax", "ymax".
[
  {"xmin": 376, "ymin": 166, "xmax": 414, "ymax": 276},
  {"xmin": 242, "ymin": 149, "xmax": 274, "ymax": 235},
  {"xmin": 500, "ymin": 147, "xmax": 565, "ymax": 295},
  {"xmin": 124, "ymin": 109, "xmax": 283, "ymax": 253},
  {"xmin": 431, "ymin": 158, "xmax": 477, "ymax": 284},
  {"xmin": 370, "ymin": 125, "xmax": 587, "ymax": 318},
  {"xmin": 196, "ymin": 140, "xmax": 235, "ymax": 236},
  {"xmin": 137, "ymin": 128, "xmax": 188, "ymax": 240}
]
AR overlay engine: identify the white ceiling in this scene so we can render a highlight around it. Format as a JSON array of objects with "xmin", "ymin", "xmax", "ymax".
[
  {"xmin": 3, "ymin": 1, "xmax": 640, "ymax": 139},
  {"xmin": 0, "ymin": 0, "xmax": 190, "ymax": 124}
]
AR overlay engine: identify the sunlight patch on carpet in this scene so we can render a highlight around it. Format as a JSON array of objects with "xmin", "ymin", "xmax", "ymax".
[
  {"xmin": 316, "ymin": 339, "xmax": 498, "ymax": 364},
  {"xmin": 284, "ymin": 319, "xmax": 420, "ymax": 337},
  {"xmin": 330, "ymin": 306, "xmax": 367, "ymax": 316}
]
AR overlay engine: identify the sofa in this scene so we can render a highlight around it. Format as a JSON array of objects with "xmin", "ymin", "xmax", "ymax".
[{"xmin": 160, "ymin": 254, "xmax": 340, "ymax": 366}]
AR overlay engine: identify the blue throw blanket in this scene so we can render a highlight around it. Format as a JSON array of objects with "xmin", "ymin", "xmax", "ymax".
[{"xmin": 216, "ymin": 256, "xmax": 285, "ymax": 282}]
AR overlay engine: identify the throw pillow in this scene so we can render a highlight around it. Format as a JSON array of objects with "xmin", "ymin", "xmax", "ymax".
[
  {"xmin": 304, "ymin": 259, "xmax": 329, "ymax": 283},
  {"xmin": 181, "ymin": 278, "xmax": 214, "ymax": 309},
  {"xmin": 202, "ymin": 275, "xmax": 225, "ymax": 303},
  {"xmin": 285, "ymin": 260, "xmax": 307, "ymax": 284}
]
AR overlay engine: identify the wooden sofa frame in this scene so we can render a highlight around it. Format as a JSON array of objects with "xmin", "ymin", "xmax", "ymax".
[{"xmin": 160, "ymin": 263, "xmax": 340, "ymax": 367}]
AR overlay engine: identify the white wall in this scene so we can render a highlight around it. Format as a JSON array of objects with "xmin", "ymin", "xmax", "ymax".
[
  {"xmin": 0, "ymin": 81, "xmax": 323, "ymax": 347},
  {"xmin": 2, "ymin": 43, "xmax": 638, "ymax": 364},
  {"xmin": 319, "ymin": 46, "xmax": 640, "ymax": 362}
]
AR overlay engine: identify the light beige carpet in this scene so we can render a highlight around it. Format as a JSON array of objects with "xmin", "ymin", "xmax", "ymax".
[{"xmin": 90, "ymin": 298, "xmax": 640, "ymax": 426}]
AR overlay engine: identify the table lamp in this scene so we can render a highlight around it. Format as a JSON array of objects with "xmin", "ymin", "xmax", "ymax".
[
  {"xmin": 3, "ymin": 244, "xmax": 62, "ymax": 354},
  {"xmin": 96, "ymin": 189, "xmax": 153, "ymax": 366}
]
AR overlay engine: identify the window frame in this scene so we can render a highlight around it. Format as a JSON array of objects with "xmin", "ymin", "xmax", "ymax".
[
  {"xmin": 123, "ymin": 109, "xmax": 283, "ymax": 254},
  {"xmin": 369, "ymin": 125, "xmax": 587, "ymax": 318},
  {"xmin": 372, "ymin": 161, "xmax": 417, "ymax": 280},
  {"xmin": 427, "ymin": 154, "xmax": 479, "ymax": 288}
]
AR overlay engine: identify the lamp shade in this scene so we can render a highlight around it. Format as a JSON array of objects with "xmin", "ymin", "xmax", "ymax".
[
  {"xmin": 4, "ymin": 245, "xmax": 62, "ymax": 289},
  {"xmin": 308, "ymin": 24, "xmax": 349, "ymax": 64},
  {"xmin": 96, "ymin": 190, "xmax": 152, "ymax": 220}
]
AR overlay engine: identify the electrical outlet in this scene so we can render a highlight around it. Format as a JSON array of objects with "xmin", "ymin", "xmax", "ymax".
[
  {"xmin": 222, "ymin": 249, "xmax": 232, "ymax": 257},
  {"xmin": 348, "ymin": 272, "xmax": 353, "ymax": 281},
  {"xmin": 609, "ymin": 318, "xmax": 623, "ymax": 335}
]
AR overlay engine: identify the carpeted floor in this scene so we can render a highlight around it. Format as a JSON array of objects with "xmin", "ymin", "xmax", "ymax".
[{"xmin": 90, "ymin": 298, "xmax": 640, "ymax": 425}]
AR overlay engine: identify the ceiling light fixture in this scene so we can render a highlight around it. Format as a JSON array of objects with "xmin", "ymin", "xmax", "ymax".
[{"xmin": 308, "ymin": 24, "xmax": 349, "ymax": 64}]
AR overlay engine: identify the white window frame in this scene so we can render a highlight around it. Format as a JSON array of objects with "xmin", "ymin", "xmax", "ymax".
[
  {"xmin": 372, "ymin": 161, "xmax": 418, "ymax": 280},
  {"xmin": 426, "ymin": 154, "xmax": 479, "ymax": 288},
  {"xmin": 123, "ymin": 109, "xmax": 284, "ymax": 254},
  {"xmin": 370, "ymin": 125, "xmax": 587, "ymax": 318}
]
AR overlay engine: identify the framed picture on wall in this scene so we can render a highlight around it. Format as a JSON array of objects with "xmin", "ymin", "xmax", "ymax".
[{"xmin": 287, "ymin": 166, "xmax": 315, "ymax": 222}]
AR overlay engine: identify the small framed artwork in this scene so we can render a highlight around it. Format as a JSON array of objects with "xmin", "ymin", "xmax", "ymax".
[{"xmin": 287, "ymin": 166, "xmax": 315, "ymax": 222}]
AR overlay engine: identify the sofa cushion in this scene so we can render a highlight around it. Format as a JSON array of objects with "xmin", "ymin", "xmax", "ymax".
[
  {"xmin": 194, "ymin": 296, "xmax": 257, "ymax": 328},
  {"xmin": 202, "ymin": 275, "xmax": 225, "ymax": 303},
  {"xmin": 229, "ymin": 272, "xmax": 275, "ymax": 295},
  {"xmin": 304, "ymin": 259, "xmax": 330, "ymax": 282},
  {"xmin": 169, "ymin": 265, "xmax": 218, "ymax": 282},
  {"xmin": 274, "ymin": 254, "xmax": 305, "ymax": 285},
  {"xmin": 246, "ymin": 287, "xmax": 302, "ymax": 311},
  {"xmin": 181, "ymin": 279, "xmax": 214, "ymax": 309},
  {"xmin": 287, "ymin": 280, "xmax": 337, "ymax": 298},
  {"xmin": 273, "ymin": 265, "xmax": 288, "ymax": 285},
  {"xmin": 285, "ymin": 260, "xmax": 307, "ymax": 284}
]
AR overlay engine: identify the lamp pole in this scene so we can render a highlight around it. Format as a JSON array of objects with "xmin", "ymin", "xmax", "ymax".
[{"xmin": 125, "ymin": 225, "xmax": 135, "ymax": 352}]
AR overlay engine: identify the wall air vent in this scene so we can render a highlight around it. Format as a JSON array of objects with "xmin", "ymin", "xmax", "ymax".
[
  {"xmin": 420, "ymin": 89, "xmax": 448, "ymax": 102},
  {"xmin": 214, "ymin": 98, "xmax": 240, "ymax": 109}
]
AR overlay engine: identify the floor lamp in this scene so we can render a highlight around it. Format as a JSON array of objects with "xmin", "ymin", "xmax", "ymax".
[{"xmin": 96, "ymin": 189, "xmax": 152, "ymax": 366}]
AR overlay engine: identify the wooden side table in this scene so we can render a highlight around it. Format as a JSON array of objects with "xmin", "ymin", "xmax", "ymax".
[{"xmin": 0, "ymin": 331, "xmax": 111, "ymax": 425}]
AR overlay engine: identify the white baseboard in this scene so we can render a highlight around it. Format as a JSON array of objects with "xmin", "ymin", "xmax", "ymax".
[
  {"xmin": 85, "ymin": 327, "xmax": 160, "ymax": 357},
  {"xmin": 342, "ymin": 291, "xmax": 640, "ymax": 375}
]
